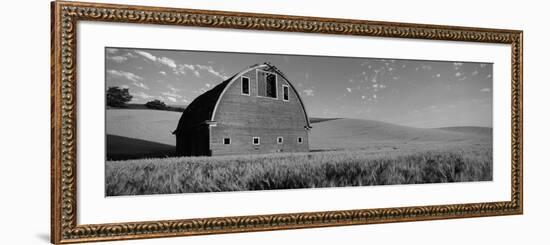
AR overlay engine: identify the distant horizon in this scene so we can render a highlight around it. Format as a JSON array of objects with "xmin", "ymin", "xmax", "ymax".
[
  {"xmin": 108, "ymin": 104, "xmax": 492, "ymax": 130},
  {"xmin": 106, "ymin": 47, "xmax": 493, "ymax": 128}
]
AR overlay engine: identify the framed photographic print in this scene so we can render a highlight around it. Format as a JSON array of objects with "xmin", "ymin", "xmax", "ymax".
[{"xmin": 51, "ymin": 0, "xmax": 523, "ymax": 243}]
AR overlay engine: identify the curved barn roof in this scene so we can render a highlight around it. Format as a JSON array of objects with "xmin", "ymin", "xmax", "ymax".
[{"xmin": 173, "ymin": 63, "xmax": 311, "ymax": 134}]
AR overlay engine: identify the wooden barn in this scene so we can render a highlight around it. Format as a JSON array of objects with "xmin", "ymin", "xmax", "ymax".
[{"xmin": 173, "ymin": 63, "xmax": 312, "ymax": 156}]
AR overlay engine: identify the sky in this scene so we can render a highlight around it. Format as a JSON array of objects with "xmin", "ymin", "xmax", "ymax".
[{"xmin": 105, "ymin": 47, "xmax": 493, "ymax": 128}]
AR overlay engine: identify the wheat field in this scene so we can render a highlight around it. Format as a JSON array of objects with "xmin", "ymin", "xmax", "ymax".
[
  {"xmin": 106, "ymin": 144, "xmax": 492, "ymax": 196},
  {"xmin": 105, "ymin": 111, "xmax": 492, "ymax": 196}
]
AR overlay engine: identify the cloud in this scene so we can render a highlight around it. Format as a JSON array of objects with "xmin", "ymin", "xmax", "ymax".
[
  {"xmin": 135, "ymin": 50, "xmax": 156, "ymax": 61},
  {"xmin": 453, "ymin": 62, "xmax": 464, "ymax": 70},
  {"xmin": 106, "ymin": 48, "xmax": 118, "ymax": 54},
  {"xmin": 135, "ymin": 50, "xmax": 227, "ymax": 79},
  {"xmin": 303, "ymin": 89, "xmax": 315, "ymax": 96},
  {"xmin": 107, "ymin": 51, "xmax": 138, "ymax": 63},
  {"xmin": 197, "ymin": 87, "xmax": 208, "ymax": 94},
  {"xmin": 165, "ymin": 96, "xmax": 177, "ymax": 103},
  {"xmin": 132, "ymin": 81, "xmax": 149, "ymax": 90},
  {"xmin": 158, "ymin": 57, "xmax": 177, "ymax": 69},
  {"xmin": 176, "ymin": 64, "xmax": 201, "ymax": 77},
  {"xmin": 197, "ymin": 64, "xmax": 226, "ymax": 79},
  {"xmin": 135, "ymin": 50, "xmax": 177, "ymax": 70},
  {"xmin": 346, "ymin": 87, "xmax": 352, "ymax": 93},
  {"xmin": 132, "ymin": 91, "xmax": 154, "ymax": 100},
  {"xmin": 126, "ymin": 52, "xmax": 137, "ymax": 58},
  {"xmin": 107, "ymin": 69, "xmax": 150, "ymax": 90},
  {"xmin": 166, "ymin": 84, "xmax": 181, "ymax": 93},
  {"xmin": 107, "ymin": 56, "xmax": 127, "ymax": 63},
  {"xmin": 480, "ymin": 88, "xmax": 491, "ymax": 93},
  {"xmin": 177, "ymin": 64, "xmax": 227, "ymax": 80},
  {"xmin": 107, "ymin": 69, "xmax": 143, "ymax": 83},
  {"xmin": 161, "ymin": 92, "xmax": 182, "ymax": 98},
  {"xmin": 182, "ymin": 64, "xmax": 195, "ymax": 71},
  {"xmin": 413, "ymin": 64, "xmax": 433, "ymax": 71}
]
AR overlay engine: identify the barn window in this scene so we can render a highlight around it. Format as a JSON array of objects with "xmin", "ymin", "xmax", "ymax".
[
  {"xmin": 282, "ymin": 85, "xmax": 289, "ymax": 101},
  {"xmin": 223, "ymin": 138, "xmax": 231, "ymax": 145},
  {"xmin": 265, "ymin": 73, "xmax": 277, "ymax": 98},
  {"xmin": 253, "ymin": 137, "xmax": 260, "ymax": 145},
  {"xmin": 277, "ymin": 137, "xmax": 283, "ymax": 144},
  {"xmin": 297, "ymin": 137, "xmax": 303, "ymax": 144},
  {"xmin": 241, "ymin": 76, "xmax": 250, "ymax": 95}
]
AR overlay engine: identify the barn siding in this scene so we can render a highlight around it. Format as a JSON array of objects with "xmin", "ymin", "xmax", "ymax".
[
  {"xmin": 210, "ymin": 127, "xmax": 308, "ymax": 155},
  {"xmin": 210, "ymin": 67, "xmax": 309, "ymax": 156}
]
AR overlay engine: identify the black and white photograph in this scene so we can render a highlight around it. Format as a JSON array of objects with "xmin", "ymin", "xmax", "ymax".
[{"xmin": 105, "ymin": 47, "xmax": 493, "ymax": 196}]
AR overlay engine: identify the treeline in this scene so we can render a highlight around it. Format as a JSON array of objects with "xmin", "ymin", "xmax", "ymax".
[{"xmin": 106, "ymin": 86, "xmax": 186, "ymax": 112}]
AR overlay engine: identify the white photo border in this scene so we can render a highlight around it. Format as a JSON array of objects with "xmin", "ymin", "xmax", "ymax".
[{"xmin": 78, "ymin": 21, "xmax": 511, "ymax": 225}]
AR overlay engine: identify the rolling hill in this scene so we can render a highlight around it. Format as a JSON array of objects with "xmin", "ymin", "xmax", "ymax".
[
  {"xmin": 107, "ymin": 109, "xmax": 180, "ymax": 146},
  {"xmin": 436, "ymin": 126, "xmax": 493, "ymax": 136},
  {"xmin": 308, "ymin": 118, "xmax": 491, "ymax": 151},
  {"xmin": 106, "ymin": 109, "xmax": 491, "ymax": 159}
]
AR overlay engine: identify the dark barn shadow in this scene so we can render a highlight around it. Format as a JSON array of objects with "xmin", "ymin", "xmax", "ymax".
[{"xmin": 106, "ymin": 134, "xmax": 176, "ymax": 160}]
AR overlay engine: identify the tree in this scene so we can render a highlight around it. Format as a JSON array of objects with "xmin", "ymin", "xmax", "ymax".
[
  {"xmin": 106, "ymin": 86, "xmax": 132, "ymax": 107},
  {"xmin": 145, "ymin": 99, "xmax": 168, "ymax": 110}
]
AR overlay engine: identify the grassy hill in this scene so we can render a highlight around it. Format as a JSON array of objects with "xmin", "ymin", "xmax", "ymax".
[
  {"xmin": 107, "ymin": 109, "xmax": 180, "ymax": 145},
  {"xmin": 108, "ymin": 103, "xmax": 186, "ymax": 112},
  {"xmin": 309, "ymin": 118, "xmax": 491, "ymax": 152},
  {"xmin": 437, "ymin": 126, "xmax": 492, "ymax": 136},
  {"xmin": 106, "ymin": 109, "xmax": 180, "ymax": 160},
  {"xmin": 105, "ymin": 110, "xmax": 493, "ymax": 195},
  {"xmin": 106, "ymin": 109, "xmax": 491, "ymax": 159}
]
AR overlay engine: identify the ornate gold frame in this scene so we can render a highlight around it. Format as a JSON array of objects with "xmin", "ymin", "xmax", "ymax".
[{"xmin": 51, "ymin": 1, "xmax": 523, "ymax": 243}]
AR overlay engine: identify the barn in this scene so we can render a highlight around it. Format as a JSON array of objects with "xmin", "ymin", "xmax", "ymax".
[{"xmin": 173, "ymin": 63, "xmax": 312, "ymax": 156}]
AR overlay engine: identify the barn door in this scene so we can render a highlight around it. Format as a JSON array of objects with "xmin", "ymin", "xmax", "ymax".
[{"xmin": 200, "ymin": 125, "xmax": 211, "ymax": 156}]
